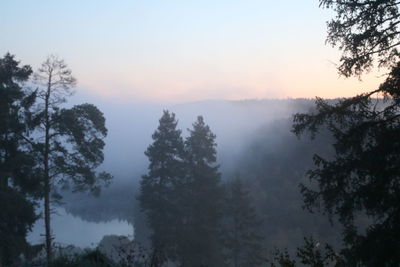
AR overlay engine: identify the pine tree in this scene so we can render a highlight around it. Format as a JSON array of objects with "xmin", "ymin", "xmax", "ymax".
[
  {"xmin": 32, "ymin": 55, "xmax": 112, "ymax": 262},
  {"xmin": 0, "ymin": 53, "xmax": 38, "ymax": 266},
  {"xmin": 139, "ymin": 110, "xmax": 185, "ymax": 260},
  {"xmin": 179, "ymin": 116, "xmax": 224, "ymax": 267},
  {"xmin": 222, "ymin": 178, "xmax": 264, "ymax": 267}
]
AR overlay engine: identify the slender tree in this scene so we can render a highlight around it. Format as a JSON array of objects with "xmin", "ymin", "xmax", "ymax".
[
  {"xmin": 179, "ymin": 116, "xmax": 224, "ymax": 267},
  {"xmin": 33, "ymin": 55, "xmax": 111, "ymax": 262},
  {"xmin": 222, "ymin": 178, "xmax": 264, "ymax": 267},
  {"xmin": 139, "ymin": 110, "xmax": 185, "ymax": 260}
]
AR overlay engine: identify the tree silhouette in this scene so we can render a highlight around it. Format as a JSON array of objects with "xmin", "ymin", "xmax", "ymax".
[
  {"xmin": 139, "ymin": 110, "xmax": 185, "ymax": 261},
  {"xmin": 179, "ymin": 116, "xmax": 224, "ymax": 267},
  {"xmin": 320, "ymin": 0, "xmax": 400, "ymax": 77},
  {"xmin": 32, "ymin": 55, "xmax": 111, "ymax": 263},
  {"xmin": 0, "ymin": 53, "xmax": 37, "ymax": 266},
  {"xmin": 292, "ymin": 1, "xmax": 400, "ymax": 265}
]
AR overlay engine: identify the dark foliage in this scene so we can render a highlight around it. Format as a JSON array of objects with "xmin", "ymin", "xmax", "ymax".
[
  {"xmin": 0, "ymin": 53, "xmax": 38, "ymax": 266},
  {"xmin": 47, "ymin": 250, "xmax": 115, "ymax": 267},
  {"xmin": 320, "ymin": 0, "xmax": 400, "ymax": 76},
  {"xmin": 293, "ymin": 69, "xmax": 400, "ymax": 264},
  {"xmin": 31, "ymin": 55, "xmax": 112, "ymax": 262},
  {"xmin": 0, "ymin": 187, "xmax": 37, "ymax": 266},
  {"xmin": 140, "ymin": 114, "xmax": 225, "ymax": 266},
  {"xmin": 139, "ymin": 110, "xmax": 185, "ymax": 260},
  {"xmin": 221, "ymin": 177, "xmax": 264, "ymax": 267},
  {"xmin": 291, "ymin": 1, "xmax": 400, "ymax": 265},
  {"xmin": 179, "ymin": 116, "xmax": 225, "ymax": 266},
  {"xmin": 270, "ymin": 237, "xmax": 344, "ymax": 267}
]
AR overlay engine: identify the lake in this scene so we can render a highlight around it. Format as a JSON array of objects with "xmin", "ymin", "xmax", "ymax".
[{"xmin": 27, "ymin": 207, "xmax": 134, "ymax": 248}]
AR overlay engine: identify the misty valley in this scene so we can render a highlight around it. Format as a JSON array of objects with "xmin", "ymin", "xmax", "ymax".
[
  {"xmin": 3, "ymin": 1, "xmax": 400, "ymax": 266},
  {"xmin": 1, "ymin": 70, "xmax": 341, "ymax": 266},
  {"xmin": 30, "ymin": 98, "xmax": 335, "ymax": 248},
  {"xmin": 34, "ymin": 98, "xmax": 336, "ymax": 249}
]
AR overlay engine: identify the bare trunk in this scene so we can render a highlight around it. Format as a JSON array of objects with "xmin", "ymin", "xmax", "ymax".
[
  {"xmin": 44, "ymin": 180, "xmax": 51, "ymax": 263},
  {"xmin": 44, "ymin": 73, "xmax": 52, "ymax": 264}
]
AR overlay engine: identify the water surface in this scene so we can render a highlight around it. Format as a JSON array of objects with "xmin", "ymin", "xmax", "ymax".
[{"xmin": 28, "ymin": 207, "xmax": 133, "ymax": 248}]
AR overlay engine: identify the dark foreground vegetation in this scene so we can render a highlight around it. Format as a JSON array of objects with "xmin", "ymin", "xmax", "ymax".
[{"xmin": 2, "ymin": 0, "xmax": 400, "ymax": 266}]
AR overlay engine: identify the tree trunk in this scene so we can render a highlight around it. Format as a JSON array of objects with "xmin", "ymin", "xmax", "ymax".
[
  {"xmin": 44, "ymin": 75, "xmax": 52, "ymax": 264},
  {"xmin": 44, "ymin": 178, "xmax": 51, "ymax": 263}
]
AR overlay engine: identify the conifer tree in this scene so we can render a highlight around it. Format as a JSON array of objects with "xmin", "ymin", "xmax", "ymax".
[
  {"xmin": 0, "ymin": 53, "xmax": 37, "ymax": 266},
  {"xmin": 292, "ymin": 1, "xmax": 400, "ymax": 265},
  {"xmin": 139, "ymin": 110, "xmax": 185, "ymax": 260},
  {"xmin": 32, "ymin": 55, "xmax": 111, "ymax": 263},
  {"xmin": 222, "ymin": 178, "xmax": 264, "ymax": 267},
  {"xmin": 179, "ymin": 116, "xmax": 224, "ymax": 267}
]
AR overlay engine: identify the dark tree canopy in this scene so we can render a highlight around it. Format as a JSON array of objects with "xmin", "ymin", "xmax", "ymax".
[
  {"xmin": 140, "ymin": 114, "xmax": 226, "ymax": 266},
  {"xmin": 293, "ymin": 68, "xmax": 400, "ymax": 264},
  {"xmin": 270, "ymin": 237, "xmax": 343, "ymax": 267},
  {"xmin": 180, "ymin": 116, "xmax": 224, "ymax": 267},
  {"xmin": 321, "ymin": 0, "xmax": 400, "ymax": 77},
  {"xmin": 0, "ymin": 53, "xmax": 37, "ymax": 192},
  {"xmin": 32, "ymin": 55, "xmax": 111, "ymax": 262},
  {"xmin": 139, "ymin": 110, "xmax": 186, "ymax": 259},
  {"xmin": 0, "ymin": 53, "xmax": 37, "ymax": 266},
  {"xmin": 291, "ymin": 1, "xmax": 400, "ymax": 265},
  {"xmin": 0, "ymin": 54, "xmax": 111, "ymax": 265},
  {"xmin": 50, "ymin": 103, "xmax": 111, "ymax": 195}
]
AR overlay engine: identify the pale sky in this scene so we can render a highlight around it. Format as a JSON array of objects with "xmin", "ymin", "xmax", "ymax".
[{"xmin": 0, "ymin": 0, "xmax": 384, "ymax": 103}]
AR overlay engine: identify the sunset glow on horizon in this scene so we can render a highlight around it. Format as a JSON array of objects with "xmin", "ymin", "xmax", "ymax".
[{"xmin": 0, "ymin": 0, "xmax": 385, "ymax": 103}]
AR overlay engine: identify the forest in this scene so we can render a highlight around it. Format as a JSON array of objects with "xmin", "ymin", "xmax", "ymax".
[{"xmin": 2, "ymin": 0, "xmax": 400, "ymax": 266}]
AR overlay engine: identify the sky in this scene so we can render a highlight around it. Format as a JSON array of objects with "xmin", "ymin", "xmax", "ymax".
[{"xmin": 0, "ymin": 0, "xmax": 385, "ymax": 103}]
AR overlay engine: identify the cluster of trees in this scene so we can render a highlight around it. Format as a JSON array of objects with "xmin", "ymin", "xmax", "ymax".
[
  {"xmin": 139, "ymin": 1, "xmax": 400, "ymax": 265},
  {"xmin": 139, "ymin": 111, "xmax": 264, "ymax": 267},
  {"xmin": 0, "ymin": 54, "xmax": 111, "ymax": 266},
  {"xmin": 3, "ymin": 0, "xmax": 400, "ymax": 266}
]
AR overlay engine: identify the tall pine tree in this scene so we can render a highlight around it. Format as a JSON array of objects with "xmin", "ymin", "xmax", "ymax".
[
  {"xmin": 32, "ymin": 55, "xmax": 112, "ymax": 262},
  {"xmin": 179, "ymin": 116, "xmax": 224, "ymax": 267},
  {"xmin": 139, "ymin": 110, "xmax": 185, "ymax": 261}
]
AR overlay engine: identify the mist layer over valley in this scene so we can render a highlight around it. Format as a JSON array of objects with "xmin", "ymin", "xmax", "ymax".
[
  {"xmin": 4, "ymin": 0, "xmax": 400, "ymax": 265},
  {"xmin": 29, "ymin": 97, "xmax": 338, "ymax": 252}
]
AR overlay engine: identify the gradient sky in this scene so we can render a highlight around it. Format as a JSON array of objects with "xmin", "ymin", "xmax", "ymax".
[{"xmin": 0, "ymin": 0, "xmax": 385, "ymax": 103}]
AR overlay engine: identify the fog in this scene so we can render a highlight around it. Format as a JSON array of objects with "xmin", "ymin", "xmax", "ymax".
[
  {"xmin": 3, "ymin": 0, "xmax": 394, "ymax": 264},
  {"xmin": 29, "ymin": 93, "xmax": 335, "ymax": 251},
  {"xmin": 72, "ymin": 93, "xmax": 314, "ymax": 182}
]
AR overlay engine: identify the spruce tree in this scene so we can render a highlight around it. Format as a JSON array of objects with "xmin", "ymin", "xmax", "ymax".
[
  {"xmin": 222, "ymin": 178, "xmax": 264, "ymax": 267},
  {"xmin": 0, "ymin": 53, "xmax": 37, "ymax": 266},
  {"xmin": 179, "ymin": 116, "xmax": 224, "ymax": 267},
  {"xmin": 139, "ymin": 110, "xmax": 185, "ymax": 260},
  {"xmin": 292, "ymin": 1, "xmax": 400, "ymax": 264}
]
